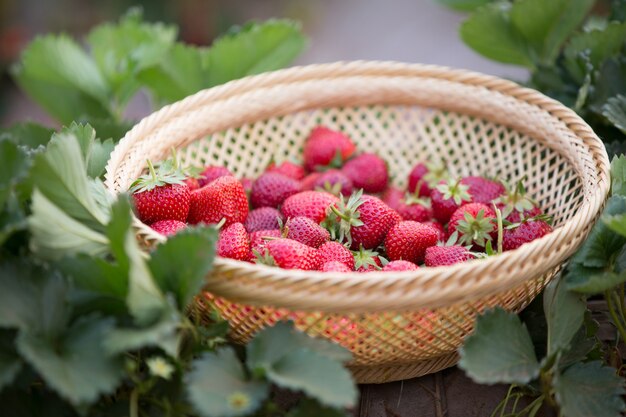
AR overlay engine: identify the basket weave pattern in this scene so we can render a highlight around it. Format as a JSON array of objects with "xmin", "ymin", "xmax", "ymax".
[{"xmin": 105, "ymin": 62, "xmax": 610, "ymax": 383}]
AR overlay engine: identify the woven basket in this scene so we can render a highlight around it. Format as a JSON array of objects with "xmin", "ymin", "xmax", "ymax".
[{"xmin": 105, "ymin": 62, "xmax": 610, "ymax": 384}]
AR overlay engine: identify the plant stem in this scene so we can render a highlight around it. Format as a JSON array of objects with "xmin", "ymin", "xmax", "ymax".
[
  {"xmin": 130, "ymin": 387, "xmax": 139, "ymax": 417},
  {"xmin": 605, "ymin": 290, "xmax": 626, "ymax": 345}
]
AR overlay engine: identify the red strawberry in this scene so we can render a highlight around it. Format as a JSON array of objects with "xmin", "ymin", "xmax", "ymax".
[
  {"xmin": 431, "ymin": 179, "xmax": 472, "ymax": 224},
  {"xmin": 284, "ymin": 216, "xmax": 330, "ymax": 248},
  {"xmin": 426, "ymin": 221, "xmax": 446, "ymax": 241},
  {"xmin": 249, "ymin": 229, "xmax": 282, "ymax": 260},
  {"xmin": 313, "ymin": 169, "xmax": 354, "ymax": 196},
  {"xmin": 325, "ymin": 191, "xmax": 399, "ymax": 249},
  {"xmin": 382, "ymin": 187, "xmax": 404, "ymax": 211},
  {"xmin": 463, "ymin": 176, "xmax": 505, "ymax": 204},
  {"xmin": 184, "ymin": 177, "xmax": 200, "ymax": 191},
  {"xmin": 318, "ymin": 241, "xmax": 355, "ymax": 269},
  {"xmin": 506, "ymin": 206, "xmax": 542, "ymax": 223},
  {"xmin": 321, "ymin": 261, "xmax": 352, "ymax": 272},
  {"xmin": 408, "ymin": 162, "xmax": 448, "ymax": 197},
  {"xmin": 424, "ymin": 245, "xmax": 473, "ymax": 267},
  {"xmin": 218, "ymin": 223, "xmax": 250, "ymax": 261},
  {"xmin": 303, "ymin": 126, "xmax": 356, "ymax": 171},
  {"xmin": 151, "ymin": 220, "xmax": 187, "ymax": 236},
  {"xmin": 281, "ymin": 191, "xmax": 339, "ymax": 223},
  {"xmin": 502, "ymin": 219, "xmax": 552, "ymax": 251},
  {"xmin": 396, "ymin": 194, "xmax": 432, "ymax": 222},
  {"xmin": 448, "ymin": 203, "xmax": 496, "ymax": 248},
  {"xmin": 260, "ymin": 238, "xmax": 321, "ymax": 270},
  {"xmin": 385, "ymin": 221, "xmax": 439, "ymax": 263},
  {"xmin": 301, "ymin": 172, "xmax": 322, "ymax": 191},
  {"xmin": 383, "ymin": 260, "xmax": 419, "ymax": 271},
  {"xmin": 353, "ymin": 246, "xmax": 384, "ymax": 272},
  {"xmin": 198, "ymin": 166, "xmax": 233, "ymax": 187},
  {"xmin": 244, "ymin": 207, "xmax": 283, "ymax": 233},
  {"xmin": 250, "ymin": 172, "xmax": 301, "ymax": 208},
  {"xmin": 495, "ymin": 178, "xmax": 542, "ymax": 222},
  {"xmin": 131, "ymin": 160, "xmax": 190, "ymax": 224},
  {"xmin": 241, "ymin": 177, "xmax": 254, "ymax": 195},
  {"xmin": 341, "ymin": 153, "xmax": 388, "ymax": 193},
  {"xmin": 187, "ymin": 175, "xmax": 248, "ymax": 226},
  {"xmin": 266, "ymin": 161, "xmax": 305, "ymax": 180}
]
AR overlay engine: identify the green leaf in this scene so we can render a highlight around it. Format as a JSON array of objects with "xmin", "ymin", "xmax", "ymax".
[
  {"xmin": 187, "ymin": 348, "xmax": 269, "ymax": 417},
  {"xmin": 57, "ymin": 254, "xmax": 127, "ymax": 298},
  {"xmin": 0, "ymin": 331, "xmax": 22, "ymax": 391},
  {"xmin": 460, "ymin": 3, "xmax": 534, "ymax": 68},
  {"xmin": 611, "ymin": 155, "xmax": 626, "ymax": 197},
  {"xmin": 0, "ymin": 122, "xmax": 54, "ymax": 149},
  {"xmin": 567, "ymin": 263, "xmax": 626, "ymax": 294},
  {"xmin": 148, "ymin": 226, "xmax": 218, "ymax": 308},
  {"xmin": 558, "ymin": 319, "xmax": 600, "ymax": 368},
  {"xmin": 554, "ymin": 361, "xmax": 625, "ymax": 417},
  {"xmin": 55, "ymin": 123, "xmax": 115, "ymax": 179},
  {"xmin": 459, "ymin": 308, "xmax": 540, "ymax": 384},
  {"xmin": 436, "ymin": 0, "xmax": 495, "ymax": 12},
  {"xmin": 30, "ymin": 131, "xmax": 110, "ymax": 229},
  {"xmin": 16, "ymin": 315, "xmax": 124, "ymax": 406},
  {"xmin": 605, "ymin": 213, "xmax": 626, "ymax": 237},
  {"xmin": 511, "ymin": 0, "xmax": 595, "ymax": 65},
  {"xmin": 568, "ymin": 195, "xmax": 626, "ymax": 268},
  {"xmin": 247, "ymin": 323, "xmax": 356, "ymax": 408},
  {"xmin": 544, "ymin": 276, "xmax": 586, "ymax": 356},
  {"xmin": 604, "ymin": 95, "xmax": 626, "ymax": 135},
  {"xmin": 11, "ymin": 35, "xmax": 112, "ymax": 123},
  {"xmin": 28, "ymin": 190, "xmax": 109, "ymax": 260},
  {"xmin": 286, "ymin": 399, "xmax": 351, "ymax": 417},
  {"xmin": 87, "ymin": 9, "xmax": 177, "ymax": 107},
  {"xmin": 203, "ymin": 20, "xmax": 307, "ymax": 88},
  {"xmin": 565, "ymin": 22, "xmax": 626, "ymax": 82},
  {"xmin": 0, "ymin": 140, "xmax": 30, "ymax": 210}
]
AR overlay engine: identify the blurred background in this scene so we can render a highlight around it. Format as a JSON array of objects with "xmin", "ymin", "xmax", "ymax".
[{"xmin": 0, "ymin": 0, "xmax": 529, "ymax": 128}]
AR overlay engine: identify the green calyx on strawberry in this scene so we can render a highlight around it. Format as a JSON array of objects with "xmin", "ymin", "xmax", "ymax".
[
  {"xmin": 449, "ymin": 203, "xmax": 496, "ymax": 248},
  {"xmin": 352, "ymin": 245, "xmax": 386, "ymax": 272},
  {"xmin": 323, "ymin": 189, "xmax": 365, "ymax": 246},
  {"xmin": 422, "ymin": 161, "xmax": 449, "ymax": 188},
  {"xmin": 435, "ymin": 178, "xmax": 471, "ymax": 206},
  {"xmin": 496, "ymin": 178, "xmax": 537, "ymax": 219},
  {"xmin": 130, "ymin": 159, "xmax": 186, "ymax": 194}
]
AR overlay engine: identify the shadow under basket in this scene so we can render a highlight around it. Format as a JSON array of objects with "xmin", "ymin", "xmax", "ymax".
[{"xmin": 104, "ymin": 61, "xmax": 610, "ymax": 384}]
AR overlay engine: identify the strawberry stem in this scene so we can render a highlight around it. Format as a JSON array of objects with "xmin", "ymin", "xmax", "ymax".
[
  {"xmin": 330, "ymin": 205, "xmax": 350, "ymax": 222},
  {"xmin": 147, "ymin": 159, "xmax": 157, "ymax": 182}
]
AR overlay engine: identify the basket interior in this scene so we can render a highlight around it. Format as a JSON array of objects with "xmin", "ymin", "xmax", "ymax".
[{"xmin": 177, "ymin": 104, "xmax": 583, "ymax": 227}]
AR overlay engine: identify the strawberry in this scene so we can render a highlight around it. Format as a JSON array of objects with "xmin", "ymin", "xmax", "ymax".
[
  {"xmin": 258, "ymin": 238, "xmax": 321, "ymax": 270},
  {"xmin": 151, "ymin": 220, "xmax": 187, "ymax": 236},
  {"xmin": 396, "ymin": 193, "xmax": 432, "ymax": 222},
  {"xmin": 218, "ymin": 223, "xmax": 250, "ymax": 261},
  {"xmin": 463, "ymin": 176, "xmax": 505, "ymax": 204},
  {"xmin": 321, "ymin": 261, "xmax": 352, "ymax": 272},
  {"xmin": 131, "ymin": 160, "xmax": 190, "ymax": 224},
  {"xmin": 382, "ymin": 260, "xmax": 419, "ymax": 271},
  {"xmin": 341, "ymin": 153, "xmax": 388, "ymax": 193},
  {"xmin": 382, "ymin": 187, "xmax": 404, "ymax": 211},
  {"xmin": 506, "ymin": 206, "xmax": 543, "ymax": 223},
  {"xmin": 447, "ymin": 203, "xmax": 496, "ymax": 248},
  {"xmin": 313, "ymin": 169, "xmax": 354, "ymax": 196},
  {"xmin": 241, "ymin": 177, "xmax": 254, "ymax": 195},
  {"xmin": 198, "ymin": 166, "xmax": 233, "ymax": 187},
  {"xmin": 184, "ymin": 177, "xmax": 200, "ymax": 191},
  {"xmin": 352, "ymin": 246, "xmax": 385, "ymax": 272},
  {"xmin": 385, "ymin": 221, "xmax": 439, "ymax": 263},
  {"xmin": 325, "ymin": 191, "xmax": 399, "ymax": 249},
  {"xmin": 424, "ymin": 245, "xmax": 473, "ymax": 267},
  {"xmin": 281, "ymin": 191, "xmax": 339, "ymax": 223},
  {"xmin": 303, "ymin": 126, "xmax": 356, "ymax": 171},
  {"xmin": 502, "ymin": 218, "xmax": 553, "ymax": 251},
  {"xmin": 301, "ymin": 172, "xmax": 322, "ymax": 191},
  {"xmin": 431, "ymin": 179, "xmax": 472, "ymax": 224},
  {"xmin": 244, "ymin": 207, "xmax": 283, "ymax": 233},
  {"xmin": 266, "ymin": 161, "xmax": 305, "ymax": 180},
  {"xmin": 249, "ymin": 229, "xmax": 282, "ymax": 260},
  {"xmin": 495, "ymin": 178, "xmax": 542, "ymax": 222},
  {"xmin": 284, "ymin": 216, "xmax": 330, "ymax": 248},
  {"xmin": 318, "ymin": 241, "xmax": 355, "ymax": 269},
  {"xmin": 408, "ymin": 162, "xmax": 448, "ymax": 197},
  {"xmin": 425, "ymin": 221, "xmax": 446, "ymax": 241},
  {"xmin": 187, "ymin": 175, "xmax": 248, "ymax": 226},
  {"xmin": 250, "ymin": 172, "xmax": 301, "ymax": 208}
]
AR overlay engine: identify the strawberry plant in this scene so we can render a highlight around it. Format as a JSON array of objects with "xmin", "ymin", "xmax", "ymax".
[
  {"xmin": 0, "ymin": 11, "xmax": 360, "ymax": 417},
  {"xmin": 439, "ymin": 0, "xmax": 626, "ymax": 415}
]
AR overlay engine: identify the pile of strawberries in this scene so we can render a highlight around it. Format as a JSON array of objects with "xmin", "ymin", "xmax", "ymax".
[{"xmin": 130, "ymin": 126, "xmax": 553, "ymax": 272}]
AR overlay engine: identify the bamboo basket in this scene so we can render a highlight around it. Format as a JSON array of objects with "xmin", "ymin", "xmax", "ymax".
[{"xmin": 104, "ymin": 62, "xmax": 610, "ymax": 384}]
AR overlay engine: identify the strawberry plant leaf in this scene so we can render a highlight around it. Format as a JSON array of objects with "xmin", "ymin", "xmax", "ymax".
[
  {"xmin": 554, "ymin": 361, "xmax": 625, "ymax": 417},
  {"xmin": 567, "ymin": 261, "xmax": 626, "ymax": 294},
  {"xmin": 11, "ymin": 35, "xmax": 112, "ymax": 123},
  {"xmin": 57, "ymin": 254, "xmax": 127, "ymax": 298},
  {"xmin": 460, "ymin": 3, "xmax": 534, "ymax": 68},
  {"xmin": 16, "ymin": 315, "xmax": 124, "ymax": 406},
  {"xmin": 29, "ymin": 190, "xmax": 109, "ymax": 260},
  {"xmin": 148, "ymin": 226, "xmax": 218, "ymax": 309},
  {"xmin": 604, "ymin": 95, "xmax": 626, "ymax": 135},
  {"xmin": 611, "ymin": 155, "xmax": 626, "ymax": 197},
  {"xmin": 543, "ymin": 276, "xmax": 586, "ymax": 356},
  {"xmin": 0, "ymin": 140, "xmax": 30, "ymax": 211},
  {"xmin": 436, "ymin": 0, "xmax": 495, "ymax": 12},
  {"xmin": 0, "ymin": 122, "xmax": 54, "ymax": 149},
  {"xmin": 56, "ymin": 123, "xmax": 115, "ymax": 179},
  {"xmin": 510, "ymin": 0, "xmax": 595, "ymax": 66},
  {"xmin": 604, "ymin": 213, "xmax": 626, "ymax": 237},
  {"xmin": 186, "ymin": 348, "xmax": 269, "ymax": 417},
  {"xmin": 459, "ymin": 308, "xmax": 540, "ymax": 385},
  {"xmin": 203, "ymin": 20, "xmax": 307, "ymax": 88},
  {"xmin": 0, "ymin": 331, "xmax": 22, "ymax": 391}
]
